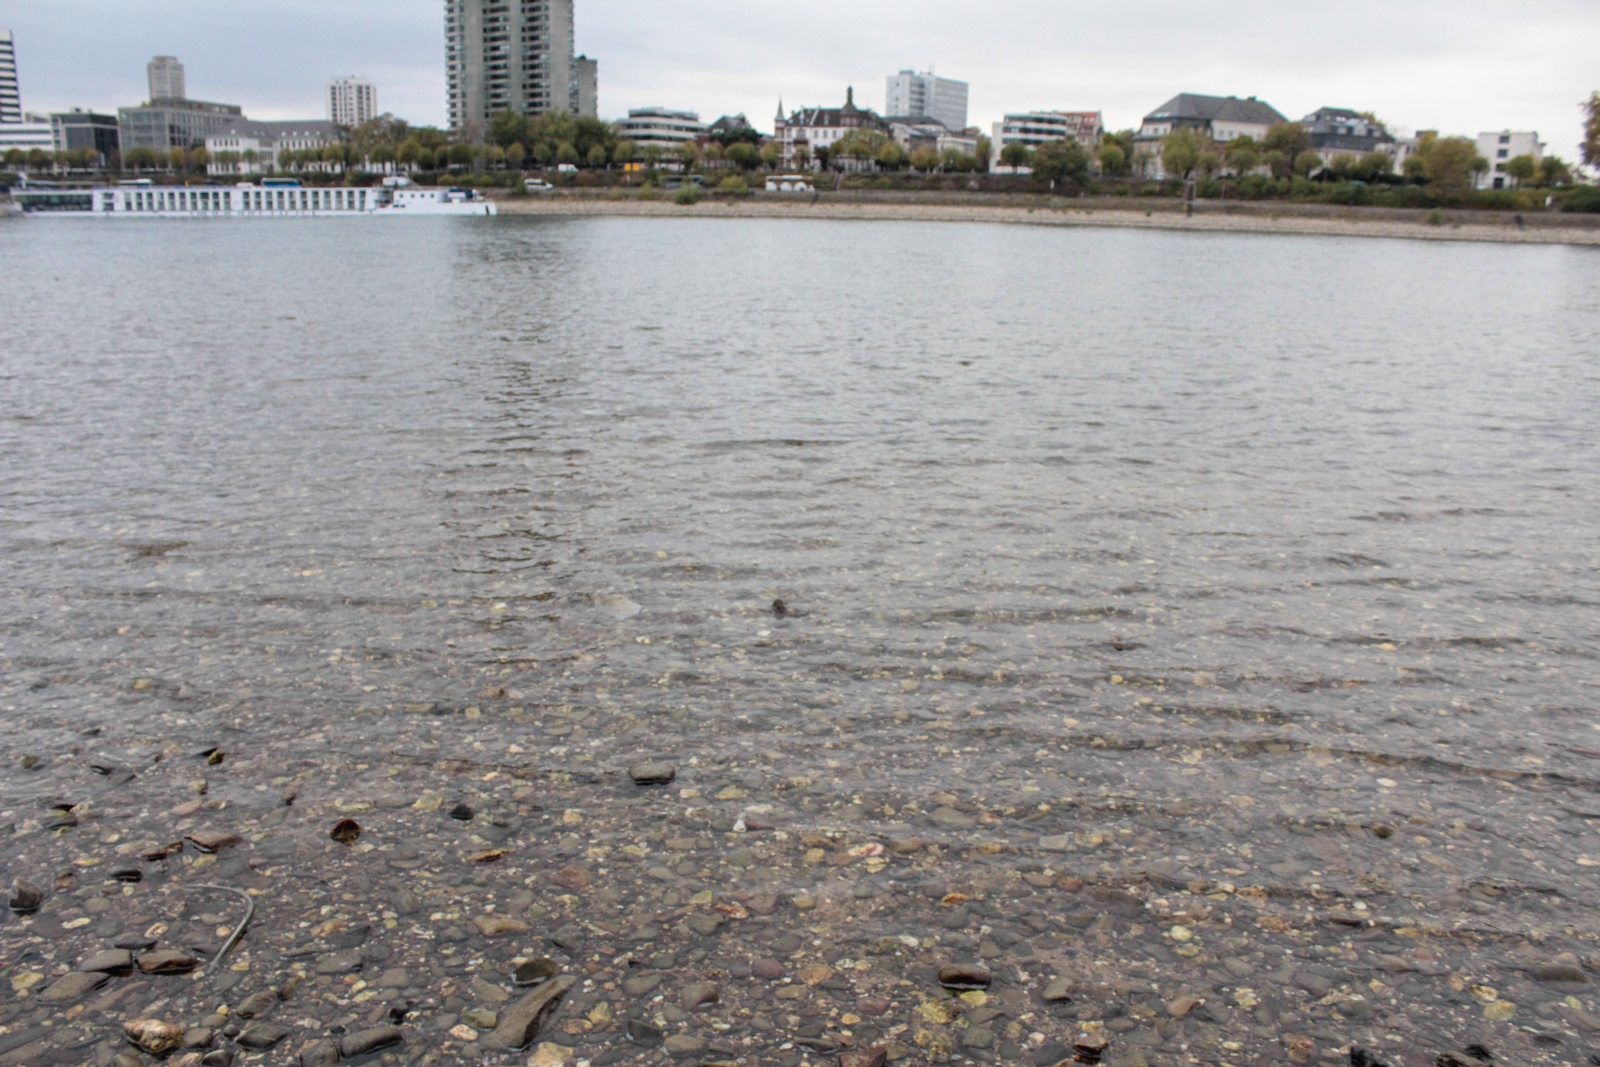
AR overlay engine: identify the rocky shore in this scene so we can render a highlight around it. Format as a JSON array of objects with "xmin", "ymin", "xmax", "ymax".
[
  {"xmin": 2, "ymin": 713, "xmax": 1597, "ymax": 1067},
  {"xmin": 493, "ymin": 196, "xmax": 1600, "ymax": 246}
]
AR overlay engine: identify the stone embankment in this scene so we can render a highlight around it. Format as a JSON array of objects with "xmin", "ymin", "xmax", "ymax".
[{"xmin": 495, "ymin": 192, "xmax": 1600, "ymax": 246}]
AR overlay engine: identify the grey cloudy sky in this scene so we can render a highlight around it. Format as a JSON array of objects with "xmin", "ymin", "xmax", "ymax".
[{"xmin": 4, "ymin": 0, "xmax": 1595, "ymax": 159}]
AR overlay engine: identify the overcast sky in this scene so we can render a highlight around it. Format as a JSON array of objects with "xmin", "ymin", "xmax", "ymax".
[{"xmin": 4, "ymin": 0, "xmax": 1595, "ymax": 159}]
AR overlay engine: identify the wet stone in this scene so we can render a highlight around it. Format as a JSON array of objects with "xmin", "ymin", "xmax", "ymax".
[
  {"xmin": 138, "ymin": 949, "xmax": 199, "ymax": 975},
  {"xmin": 236, "ymin": 1024, "xmax": 288, "ymax": 1050},
  {"xmin": 338, "ymin": 1027, "xmax": 404, "ymax": 1057},
  {"xmin": 680, "ymin": 981, "xmax": 720, "ymax": 1010},
  {"xmin": 1531, "ymin": 963, "xmax": 1589, "ymax": 984},
  {"xmin": 235, "ymin": 990, "xmax": 279, "ymax": 1018},
  {"xmin": 628, "ymin": 761, "xmax": 676, "ymax": 786},
  {"xmin": 312, "ymin": 951, "xmax": 363, "ymax": 975},
  {"xmin": 939, "ymin": 964, "xmax": 992, "ymax": 991},
  {"xmin": 182, "ymin": 1027, "xmax": 216, "ymax": 1049},
  {"xmin": 8, "ymin": 878, "xmax": 43, "ymax": 914},
  {"xmin": 622, "ymin": 973, "xmax": 661, "ymax": 997},
  {"xmin": 752, "ymin": 958, "xmax": 785, "ymax": 979},
  {"xmin": 626, "ymin": 1019, "xmax": 664, "ymax": 1047},
  {"xmin": 79, "ymin": 949, "xmax": 134, "ymax": 974},
  {"xmin": 514, "ymin": 959, "xmax": 559, "ymax": 987},
  {"xmin": 38, "ymin": 971, "xmax": 107, "ymax": 1002}
]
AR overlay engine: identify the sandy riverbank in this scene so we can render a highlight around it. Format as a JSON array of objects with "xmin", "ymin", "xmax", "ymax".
[{"xmin": 497, "ymin": 196, "xmax": 1600, "ymax": 247}]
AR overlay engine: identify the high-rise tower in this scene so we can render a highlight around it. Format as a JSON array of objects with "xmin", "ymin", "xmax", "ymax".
[
  {"xmin": 0, "ymin": 28, "xmax": 22, "ymax": 123},
  {"xmin": 148, "ymin": 56, "xmax": 186, "ymax": 101},
  {"xmin": 328, "ymin": 77, "xmax": 378, "ymax": 127},
  {"xmin": 445, "ymin": 0, "xmax": 577, "ymax": 133}
]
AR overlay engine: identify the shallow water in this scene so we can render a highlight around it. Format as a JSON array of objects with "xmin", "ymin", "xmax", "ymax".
[{"xmin": 3, "ymin": 215, "xmax": 1600, "ymax": 1064}]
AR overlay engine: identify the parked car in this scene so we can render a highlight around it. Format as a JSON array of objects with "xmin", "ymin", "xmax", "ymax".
[
  {"xmin": 556, "ymin": 163, "xmax": 578, "ymax": 174},
  {"xmin": 525, "ymin": 179, "xmax": 554, "ymax": 192}
]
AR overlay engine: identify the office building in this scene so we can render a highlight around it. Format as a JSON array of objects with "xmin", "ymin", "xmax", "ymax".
[
  {"xmin": 1, "ymin": 27, "xmax": 20, "ymax": 123},
  {"xmin": 575, "ymin": 56, "xmax": 598, "ymax": 119},
  {"xmin": 617, "ymin": 107, "xmax": 705, "ymax": 150},
  {"xmin": 148, "ymin": 56, "xmax": 186, "ymax": 101},
  {"xmin": 51, "ymin": 110, "xmax": 121, "ymax": 157},
  {"xmin": 327, "ymin": 77, "xmax": 377, "ymax": 127},
  {"xmin": 1475, "ymin": 130, "xmax": 1545, "ymax": 189},
  {"xmin": 119, "ymin": 55, "xmax": 243, "ymax": 152},
  {"xmin": 885, "ymin": 70, "xmax": 968, "ymax": 133},
  {"xmin": 990, "ymin": 111, "xmax": 1103, "ymax": 170},
  {"xmin": 445, "ymin": 0, "xmax": 576, "ymax": 132}
]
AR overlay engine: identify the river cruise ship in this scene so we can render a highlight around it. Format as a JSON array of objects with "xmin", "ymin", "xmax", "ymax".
[{"xmin": 10, "ymin": 177, "xmax": 497, "ymax": 217}]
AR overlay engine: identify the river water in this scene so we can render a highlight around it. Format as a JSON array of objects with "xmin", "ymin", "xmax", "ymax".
[{"xmin": 3, "ymin": 216, "xmax": 1600, "ymax": 1066}]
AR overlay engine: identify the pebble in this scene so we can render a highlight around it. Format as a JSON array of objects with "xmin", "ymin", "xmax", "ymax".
[
  {"xmin": 449, "ymin": 802, "xmax": 475, "ymax": 821},
  {"xmin": 199, "ymin": 1052, "xmax": 233, "ymax": 1067},
  {"xmin": 78, "ymin": 949, "xmax": 134, "ymax": 974},
  {"xmin": 185, "ymin": 829, "xmax": 242, "ymax": 852},
  {"xmin": 329, "ymin": 818, "xmax": 361, "ymax": 845},
  {"xmin": 752, "ymin": 957, "xmax": 785, "ymax": 979},
  {"xmin": 513, "ymin": 958, "xmax": 558, "ymax": 987},
  {"xmin": 1042, "ymin": 976, "xmax": 1073, "ymax": 1002},
  {"xmin": 628, "ymin": 760, "xmax": 676, "ymax": 786},
  {"xmin": 1167, "ymin": 995, "xmax": 1202, "ymax": 1018},
  {"xmin": 137, "ymin": 949, "xmax": 199, "ymax": 975},
  {"xmin": 938, "ymin": 963, "xmax": 992, "ymax": 991},
  {"xmin": 621, "ymin": 973, "xmax": 661, "ymax": 997},
  {"xmin": 663, "ymin": 1034, "xmax": 707, "ymax": 1054},
  {"xmin": 299, "ymin": 1041, "xmax": 339, "ymax": 1067},
  {"xmin": 236, "ymin": 1024, "xmax": 288, "ymax": 1050},
  {"xmin": 483, "ymin": 974, "xmax": 575, "ymax": 1050},
  {"xmin": 125, "ymin": 1019, "xmax": 186, "ymax": 1054},
  {"xmin": 1531, "ymin": 963, "xmax": 1589, "ymax": 984},
  {"xmin": 839, "ymin": 1049, "xmax": 888, "ymax": 1067},
  {"xmin": 38, "ymin": 970, "xmax": 108, "ymax": 1002},
  {"xmin": 462, "ymin": 1008, "xmax": 499, "ymax": 1029},
  {"xmin": 337, "ymin": 1027, "xmax": 404, "ymax": 1057},
  {"xmin": 181, "ymin": 1027, "xmax": 216, "ymax": 1049},
  {"xmin": 235, "ymin": 990, "xmax": 279, "ymax": 1018},
  {"xmin": 930, "ymin": 806, "xmax": 976, "ymax": 829},
  {"xmin": 474, "ymin": 914, "xmax": 530, "ymax": 936},
  {"xmin": 626, "ymin": 1018, "xmax": 664, "ymax": 1046},
  {"xmin": 680, "ymin": 981, "xmax": 720, "ymax": 1010},
  {"xmin": 7, "ymin": 878, "xmax": 43, "ymax": 914}
]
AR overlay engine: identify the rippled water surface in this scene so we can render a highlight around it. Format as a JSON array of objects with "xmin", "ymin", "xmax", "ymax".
[{"xmin": 4, "ymin": 216, "xmax": 1600, "ymax": 1060}]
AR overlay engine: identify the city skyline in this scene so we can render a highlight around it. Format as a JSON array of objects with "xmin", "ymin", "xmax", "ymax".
[{"xmin": 0, "ymin": 0, "xmax": 1595, "ymax": 160}]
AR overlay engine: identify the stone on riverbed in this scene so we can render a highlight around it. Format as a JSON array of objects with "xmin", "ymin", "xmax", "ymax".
[
  {"xmin": 138, "ymin": 949, "xmax": 200, "ymax": 975},
  {"xmin": 8, "ymin": 878, "xmax": 43, "ymax": 914},
  {"xmin": 939, "ymin": 964, "xmax": 992, "ymax": 990},
  {"xmin": 483, "ymin": 974, "xmax": 576, "ymax": 1050},
  {"xmin": 39, "ymin": 970, "xmax": 108, "ymax": 1002},
  {"xmin": 628, "ymin": 760, "xmax": 676, "ymax": 786},
  {"xmin": 125, "ymin": 1019, "xmax": 186, "ymax": 1055},
  {"xmin": 79, "ymin": 949, "xmax": 134, "ymax": 974},
  {"xmin": 338, "ymin": 1027, "xmax": 404, "ymax": 1057},
  {"xmin": 1531, "ymin": 963, "xmax": 1590, "ymax": 984},
  {"xmin": 235, "ymin": 1024, "xmax": 288, "ymax": 1050}
]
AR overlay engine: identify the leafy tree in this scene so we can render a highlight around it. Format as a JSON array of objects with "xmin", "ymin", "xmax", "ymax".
[
  {"xmin": 1261, "ymin": 122, "xmax": 1311, "ymax": 168},
  {"xmin": 1404, "ymin": 134, "xmax": 1487, "ymax": 197},
  {"xmin": 998, "ymin": 142, "xmax": 1034, "ymax": 170},
  {"xmin": 1032, "ymin": 138, "xmax": 1091, "ymax": 186},
  {"xmin": 1160, "ymin": 128, "xmax": 1209, "ymax": 180},
  {"xmin": 587, "ymin": 143, "xmax": 608, "ymax": 168},
  {"xmin": 448, "ymin": 143, "xmax": 474, "ymax": 168},
  {"xmin": 794, "ymin": 144, "xmax": 812, "ymax": 168},
  {"xmin": 1197, "ymin": 150, "xmax": 1223, "ymax": 178},
  {"xmin": 1353, "ymin": 151, "xmax": 1392, "ymax": 181},
  {"xmin": 704, "ymin": 142, "xmax": 727, "ymax": 168},
  {"xmin": 123, "ymin": 146, "xmax": 157, "ymax": 172},
  {"xmin": 1293, "ymin": 150, "xmax": 1322, "ymax": 178},
  {"xmin": 1503, "ymin": 154, "xmax": 1538, "ymax": 187},
  {"xmin": 758, "ymin": 142, "xmax": 780, "ymax": 168},
  {"xmin": 974, "ymin": 135, "xmax": 992, "ymax": 171},
  {"xmin": 2, "ymin": 147, "xmax": 22, "ymax": 167},
  {"xmin": 168, "ymin": 147, "xmax": 187, "ymax": 172},
  {"xmin": 876, "ymin": 140, "xmax": 908, "ymax": 169},
  {"xmin": 489, "ymin": 108, "xmax": 528, "ymax": 148},
  {"xmin": 909, "ymin": 146, "xmax": 939, "ymax": 171},
  {"xmin": 1222, "ymin": 135, "xmax": 1261, "ymax": 174},
  {"xmin": 397, "ymin": 137, "xmax": 422, "ymax": 169},
  {"xmin": 353, "ymin": 114, "xmax": 412, "ymax": 157},
  {"xmin": 726, "ymin": 142, "xmax": 759, "ymax": 170},
  {"xmin": 613, "ymin": 140, "xmax": 639, "ymax": 166},
  {"xmin": 1097, "ymin": 142, "xmax": 1128, "ymax": 176},
  {"xmin": 1584, "ymin": 91, "xmax": 1600, "ymax": 170},
  {"xmin": 556, "ymin": 142, "xmax": 581, "ymax": 166},
  {"xmin": 506, "ymin": 142, "xmax": 527, "ymax": 169},
  {"xmin": 1538, "ymin": 156, "xmax": 1572, "ymax": 186},
  {"xmin": 673, "ymin": 142, "xmax": 699, "ymax": 170}
]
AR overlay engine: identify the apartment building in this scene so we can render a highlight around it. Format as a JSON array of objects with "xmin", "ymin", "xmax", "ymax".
[
  {"xmin": 328, "ymin": 77, "xmax": 378, "ymax": 128},
  {"xmin": 445, "ymin": 0, "xmax": 577, "ymax": 132}
]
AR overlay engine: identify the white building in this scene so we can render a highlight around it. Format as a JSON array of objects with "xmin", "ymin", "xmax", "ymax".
[
  {"xmin": 1475, "ymin": 130, "xmax": 1545, "ymax": 189},
  {"xmin": 148, "ymin": 56, "xmax": 185, "ymax": 101},
  {"xmin": 1, "ymin": 27, "xmax": 21, "ymax": 124},
  {"xmin": 206, "ymin": 119, "xmax": 345, "ymax": 176},
  {"xmin": 774, "ymin": 88, "xmax": 888, "ymax": 169},
  {"xmin": 885, "ymin": 70, "xmax": 968, "ymax": 133},
  {"xmin": 990, "ymin": 111, "xmax": 1104, "ymax": 171},
  {"xmin": 0, "ymin": 113, "xmax": 54, "ymax": 152},
  {"xmin": 617, "ymin": 107, "xmax": 705, "ymax": 150},
  {"xmin": 327, "ymin": 77, "xmax": 377, "ymax": 128}
]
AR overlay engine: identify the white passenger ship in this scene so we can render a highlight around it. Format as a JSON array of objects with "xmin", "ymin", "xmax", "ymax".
[{"xmin": 11, "ymin": 177, "xmax": 496, "ymax": 217}]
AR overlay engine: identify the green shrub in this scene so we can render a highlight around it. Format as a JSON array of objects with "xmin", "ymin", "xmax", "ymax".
[
  {"xmin": 673, "ymin": 183, "xmax": 701, "ymax": 205},
  {"xmin": 639, "ymin": 182, "xmax": 657, "ymax": 200},
  {"xmin": 1559, "ymin": 185, "xmax": 1600, "ymax": 213},
  {"xmin": 1137, "ymin": 183, "xmax": 1163, "ymax": 197},
  {"xmin": 716, "ymin": 175, "xmax": 749, "ymax": 195},
  {"xmin": 1234, "ymin": 174, "xmax": 1282, "ymax": 200},
  {"xmin": 1110, "ymin": 183, "xmax": 1130, "ymax": 196},
  {"xmin": 1427, "ymin": 208, "xmax": 1445, "ymax": 226},
  {"xmin": 1196, "ymin": 178, "xmax": 1222, "ymax": 199}
]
